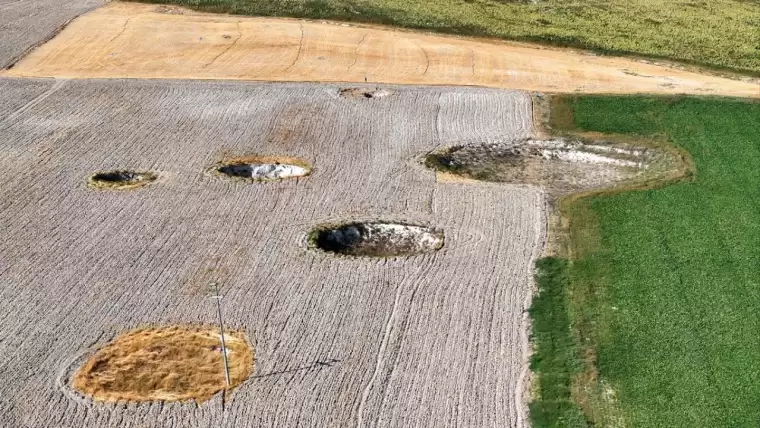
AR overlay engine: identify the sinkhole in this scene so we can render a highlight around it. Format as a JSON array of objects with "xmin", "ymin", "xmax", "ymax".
[
  {"xmin": 215, "ymin": 156, "xmax": 311, "ymax": 181},
  {"xmin": 311, "ymin": 221, "xmax": 444, "ymax": 257},
  {"xmin": 87, "ymin": 170, "xmax": 158, "ymax": 190},
  {"xmin": 339, "ymin": 87, "xmax": 394, "ymax": 99}
]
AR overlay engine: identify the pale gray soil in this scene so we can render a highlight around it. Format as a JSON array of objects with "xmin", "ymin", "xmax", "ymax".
[
  {"xmin": 0, "ymin": 78, "xmax": 545, "ymax": 428},
  {"xmin": 0, "ymin": 0, "xmax": 104, "ymax": 69}
]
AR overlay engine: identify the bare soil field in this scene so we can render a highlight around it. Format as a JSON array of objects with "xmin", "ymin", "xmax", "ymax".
[
  {"xmin": 4, "ymin": 2, "xmax": 759, "ymax": 98},
  {"xmin": 0, "ymin": 0, "xmax": 104, "ymax": 69},
  {"xmin": 0, "ymin": 77, "xmax": 544, "ymax": 428}
]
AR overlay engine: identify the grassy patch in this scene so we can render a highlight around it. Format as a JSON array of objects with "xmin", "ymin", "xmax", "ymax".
[
  {"xmin": 132, "ymin": 0, "xmax": 760, "ymax": 75},
  {"xmin": 547, "ymin": 95, "xmax": 760, "ymax": 427},
  {"xmin": 529, "ymin": 258, "xmax": 589, "ymax": 428}
]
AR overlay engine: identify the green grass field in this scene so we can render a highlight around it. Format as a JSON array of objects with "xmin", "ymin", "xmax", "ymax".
[
  {"xmin": 531, "ymin": 95, "xmax": 760, "ymax": 427},
  {"xmin": 134, "ymin": 0, "xmax": 760, "ymax": 76}
]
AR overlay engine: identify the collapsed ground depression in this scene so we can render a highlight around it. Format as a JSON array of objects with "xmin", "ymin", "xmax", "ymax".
[{"xmin": 0, "ymin": 79, "xmax": 544, "ymax": 428}]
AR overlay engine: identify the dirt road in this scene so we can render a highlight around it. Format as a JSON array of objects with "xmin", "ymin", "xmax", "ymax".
[
  {"xmin": 4, "ymin": 2, "xmax": 758, "ymax": 97},
  {"xmin": 0, "ymin": 78, "xmax": 544, "ymax": 428}
]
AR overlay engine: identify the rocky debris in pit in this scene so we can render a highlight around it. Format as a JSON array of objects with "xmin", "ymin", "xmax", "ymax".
[
  {"xmin": 339, "ymin": 88, "xmax": 394, "ymax": 99},
  {"xmin": 425, "ymin": 139, "xmax": 675, "ymax": 194},
  {"xmin": 214, "ymin": 156, "xmax": 311, "ymax": 181},
  {"xmin": 311, "ymin": 221, "xmax": 443, "ymax": 257},
  {"xmin": 87, "ymin": 170, "xmax": 158, "ymax": 190},
  {"xmin": 218, "ymin": 163, "xmax": 308, "ymax": 180}
]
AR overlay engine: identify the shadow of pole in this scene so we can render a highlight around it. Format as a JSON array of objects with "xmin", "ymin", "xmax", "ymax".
[{"xmin": 253, "ymin": 359, "xmax": 342, "ymax": 379}]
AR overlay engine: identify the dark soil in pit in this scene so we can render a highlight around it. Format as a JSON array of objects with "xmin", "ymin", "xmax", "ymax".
[
  {"xmin": 339, "ymin": 87, "xmax": 394, "ymax": 99},
  {"xmin": 311, "ymin": 222, "xmax": 444, "ymax": 257},
  {"xmin": 87, "ymin": 170, "xmax": 158, "ymax": 190}
]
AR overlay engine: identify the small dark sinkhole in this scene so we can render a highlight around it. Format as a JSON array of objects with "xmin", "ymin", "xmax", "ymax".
[{"xmin": 88, "ymin": 170, "xmax": 158, "ymax": 189}]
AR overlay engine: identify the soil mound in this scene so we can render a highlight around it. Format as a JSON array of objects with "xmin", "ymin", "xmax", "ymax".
[
  {"xmin": 87, "ymin": 170, "xmax": 158, "ymax": 190},
  {"xmin": 72, "ymin": 326, "xmax": 253, "ymax": 403},
  {"xmin": 214, "ymin": 156, "xmax": 310, "ymax": 181},
  {"xmin": 311, "ymin": 222, "xmax": 443, "ymax": 257}
]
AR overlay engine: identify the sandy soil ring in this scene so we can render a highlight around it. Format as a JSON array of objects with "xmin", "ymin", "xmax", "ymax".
[
  {"xmin": 339, "ymin": 88, "xmax": 395, "ymax": 100},
  {"xmin": 310, "ymin": 221, "xmax": 444, "ymax": 257},
  {"xmin": 213, "ymin": 156, "xmax": 311, "ymax": 181},
  {"xmin": 87, "ymin": 170, "xmax": 159, "ymax": 190},
  {"xmin": 72, "ymin": 326, "xmax": 253, "ymax": 403}
]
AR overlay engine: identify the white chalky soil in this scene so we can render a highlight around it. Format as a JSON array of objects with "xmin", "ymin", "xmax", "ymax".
[{"xmin": 218, "ymin": 163, "xmax": 309, "ymax": 180}]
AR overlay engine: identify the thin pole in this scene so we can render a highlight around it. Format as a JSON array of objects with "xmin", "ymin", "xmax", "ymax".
[{"xmin": 210, "ymin": 282, "xmax": 231, "ymax": 387}]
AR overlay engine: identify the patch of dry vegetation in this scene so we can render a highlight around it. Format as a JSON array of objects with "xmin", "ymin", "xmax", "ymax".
[{"xmin": 72, "ymin": 326, "xmax": 253, "ymax": 403}]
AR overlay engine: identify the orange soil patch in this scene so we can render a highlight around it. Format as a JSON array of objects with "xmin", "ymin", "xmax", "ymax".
[
  {"xmin": 72, "ymin": 326, "xmax": 253, "ymax": 403},
  {"xmin": 4, "ymin": 2, "xmax": 759, "ymax": 98}
]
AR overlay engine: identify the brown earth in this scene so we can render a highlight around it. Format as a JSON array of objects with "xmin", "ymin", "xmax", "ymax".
[
  {"xmin": 72, "ymin": 326, "xmax": 253, "ymax": 403},
  {"xmin": 4, "ymin": 2, "xmax": 758, "ymax": 98}
]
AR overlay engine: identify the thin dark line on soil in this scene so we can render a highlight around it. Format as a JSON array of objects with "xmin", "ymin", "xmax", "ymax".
[
  {"xmin": 203, "ymin": 21, "xmax": 243, "ymax": 69},
  {"xmin": 347, "ymin": 33, "xmax": 369, "ymax": 73},
  {"xmin": 110, "ymin": 17, "xmax": 132, "ymax": 43},
  {"xmin": 414, "ymin": 41, "xmax": 430, "ymax": 75},
  {"xmin": 285, "ymin": 23, "xmax": 305, "ymax": 71},
  {"xmin": 253, "ymin": 359, "xmax": 341, "ymax": 379},
  {"xmin": 467, "ymin": 47, "xmax": 475, "ymax": 76}
]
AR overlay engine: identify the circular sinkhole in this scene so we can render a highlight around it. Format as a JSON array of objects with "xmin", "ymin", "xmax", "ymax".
[
  {"xmin": 214, "ymin": 156, "xmax": 311, "ymax": 181},
  {"xmin": 310, "ymin": 221, "xmax": 444, "ymax": 257},
  {"xmin": 87, "ymin": 170, "xmax": 158, "ymax": 190},
  {"xmin": 72, "ymin": 326, "xmax": 253, "ymax": 403},
  {"xmin": 339, "ymin": 87, "xmax": 394, "ymax": 100}
]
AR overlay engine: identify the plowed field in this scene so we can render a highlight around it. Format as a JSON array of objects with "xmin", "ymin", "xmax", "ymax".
[
  {"xmin": 0, "ymin": 0, "xmax": 104, "ymax": 68},
  {"xmin": 0, "ymin": 78, "xmax": 545, "ymax": 428}
]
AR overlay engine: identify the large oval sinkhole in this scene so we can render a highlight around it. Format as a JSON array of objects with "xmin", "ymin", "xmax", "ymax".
[
  {"xmin": 214, "ymin": 156, "xmax": 311, "ymax": 181},
  {"xmin": 87, "ymin": 170, "xmax": 158, "ymax": 190},
  {"xmin": 311, "ymin": 222, "xmax": 444, "ymax": 257},
  {"xmin": 424, "ymin": 139, "xmax": 667, "ymax": 194}
]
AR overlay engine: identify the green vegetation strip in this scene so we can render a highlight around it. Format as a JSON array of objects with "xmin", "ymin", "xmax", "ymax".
[
  {"xmin": 529, "ymin": 258, "xmax": 589, "ymax": 428},
  {"xmin": 532, "ymin": 95, "xmax": 760, "ymax": 427},
  {"xmin": 133, "ymin": 0, "xmax": 760, "ymax": 75}
]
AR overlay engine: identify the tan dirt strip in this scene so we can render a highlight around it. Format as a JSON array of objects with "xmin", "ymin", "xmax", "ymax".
[{"xmin": 4, "ymin": 2, "xmax": 759, "ymax": 98}]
